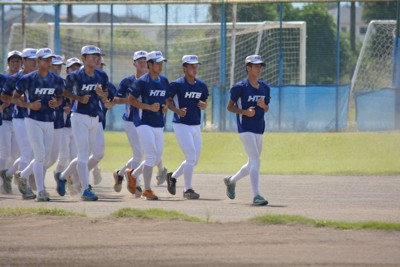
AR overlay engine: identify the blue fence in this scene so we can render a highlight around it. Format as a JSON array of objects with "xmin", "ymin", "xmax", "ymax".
[{"xmin": 355, "ymin": 88, "xmax": 398, "ymax": 131}]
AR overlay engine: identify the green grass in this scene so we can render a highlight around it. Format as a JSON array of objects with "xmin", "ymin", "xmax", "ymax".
[
  {"xmin": 102, "ymin": 131, "xmax": 400, "ymax": 175},
  {"xmin": 251, "ymin": 214, "xmax": 400, "ymax": 231},
  {"xmin": 111, "ymin": 208, "xmax": 203, "ymax": 222},
  {"xmin": 0, "ymin": 207, "xmax": 86, "ymax": 217}
]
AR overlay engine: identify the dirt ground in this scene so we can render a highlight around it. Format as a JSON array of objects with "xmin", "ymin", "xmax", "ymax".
[{"xmin": 0, "ymin": 174, "xmax": 399, "ymax": 266}]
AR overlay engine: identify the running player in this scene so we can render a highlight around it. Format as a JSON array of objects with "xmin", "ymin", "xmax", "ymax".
[
  {"xmin": 223, "ymin": 55, "xmax": 270, "ymax": 206},
  {"xmin": 127, "ymin": 51, "xmax": 169, "ymax": 200},
  {"xmin": 165, "ymin": 55, "xmax": 209, "ymax": 199},
  {"xmin": 47, "ymin": 55, "xmax": 66, "ymax": 171},
  {"xmin": 0, "ymin": 51, "xmax": 23, "ymax": 192},
  {"xmin": 55, "ymin": 45, "xmax": 109, "ymax": 201},
  {"xmin": 1, "ymin": 49, "xmax": 37, "ymax": 194},
  {"xmin": 57, "ymin": 57, "xmax": 81, "ymax": 194},
  {"xmin": 112, "ymin": 50, "xmax": 168, "ymax": 196},
  {"xmin": 13, "ymin": 48, "xmax": 64, "ymax": 201}
]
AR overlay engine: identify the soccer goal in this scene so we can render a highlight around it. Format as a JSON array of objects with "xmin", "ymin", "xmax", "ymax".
[
  {"xmin": 7, "ymin": 21, "xmax": 306, "ymax": 87},
  {"xmin": 350, "ymin": 20, "xmax": 398, "ymax": 131},
  {"xmin": 351, "ymin": 20, "xmax": 396, "ymax": 92}
]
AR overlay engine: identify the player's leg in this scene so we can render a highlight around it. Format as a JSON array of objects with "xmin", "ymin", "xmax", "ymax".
[
  {"xmin": 136, "ymin": 125, "xmax": 159, "ymax": 200},
  {"xmin": 25, "ymin": 118, "xmax": 53, "ymax": 201},
  {"xmin": 69, "ymin": 113, "xmax": 98, "ymax": 200},
  {"xmin": 46, "ymin": 128, "xmax": 62, "ymax": 169},
  {"xmin": 239, "ymin": 132, "xmax": 267, "ymax": 205},
  {"xmin": 0, "ymin": 121, "xmax": 16, "ymax": 193},
  {"xmin": 88, "ymin": 123, "xmax": 104, "ymax": 185}
]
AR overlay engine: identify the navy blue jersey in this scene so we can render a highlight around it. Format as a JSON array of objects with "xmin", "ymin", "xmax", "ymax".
[
  {"xmin": 0, "ymin": 73, "xmax": 7, "ymax": 125},
  {"xmin": 99, "ymin": 81, "xmax": 116, "ymax": 129},
  {"xmin": 3, "ymin": 71, "xmax": 28, "ymax": 119},
  {"xmin": 168, "ymin": 76, "xmax": 209, "ymax": 126},
  {"xmin": 15, "ymin": 70, "xmax": 65, "ymax": 122},
  {"xmin": 64, "ymin": 98, "xmax": 73, "ymax": 128},
  {"xmin": 229, "ymin": 79, "xmax": 271, "ymax": 134},
  {"xmin": 129, "ymin": 73, "xmax": 169, "ymax": 128},
  {"xmin": 116, "ymin": 75, "xmax": 138, "ymax": 122},
  {"xmin": 65, "ymin": 68, "xmax": 109, "ymax": 117}
]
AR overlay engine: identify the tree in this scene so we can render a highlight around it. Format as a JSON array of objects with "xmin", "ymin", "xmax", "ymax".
[
  {"xmin": 208, "ymin": 3, "xmax": 278, "ymax": 22},
  {"xmin": 362, "ymin": 1, "xmax": 397, "ymax": 23}
]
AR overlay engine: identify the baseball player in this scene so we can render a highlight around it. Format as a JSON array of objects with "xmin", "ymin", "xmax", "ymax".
[
  {"xmin": 127, "ymin": 51, "xmax": 169, "ymax": 200},
  {"xmin": 0, "ymin": 51, "xmax": 23, "ymax": 192},
  {"xmin": 56, "ymin": 57, "xmax": 81, "ymax": 194},
  {"xmin": 46, "ymin": 55, "xmax": 66, "ymax": 170},
  {"xmin": 89, "ymin": 56, "xmax": 115, "ymax": 186},
  {"xmin": 112, "ymin": 50, "xmax": 168, "ymax": 196},
  {"xmin": 224, "ymin": 55, "xmax": 270, "ymax": 206},
  {"xmin": 55, "ymin": 45, "xmax": 109, "ymax": 201},
  {"xmin": 165, "ymin": 55, "xmax": 209, "ymax": 199},
  {"xmin": 13, "ymin": 48, "xmax": 64, "ymax": 201},
  {"xmin": 0, "ymin": 73, "xmax": 8, "ymax": 189},
  {"xmin": 1, "ymin": 49, "xmax": 37, "ymax": 194}
]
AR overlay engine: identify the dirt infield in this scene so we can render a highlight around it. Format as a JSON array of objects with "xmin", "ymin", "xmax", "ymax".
[{"xmin": 1, "ymin": 174, "xmax": 399, "ymax": 266}]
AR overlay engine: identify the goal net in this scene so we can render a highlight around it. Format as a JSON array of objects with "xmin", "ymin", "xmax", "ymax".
[
  {"xmin": 7, "ymin": 21, "xmax": 306, "ymax": 87},
  {"xmin": 351, "ymin": 20, "xmax": 396, "ymax": 92}
]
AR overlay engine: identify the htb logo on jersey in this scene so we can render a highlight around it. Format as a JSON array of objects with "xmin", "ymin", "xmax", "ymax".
[
  {"xmin": 34, "ymin": 88, "xmax": 55, "ymax": 95},
  {"xmin": 149, "ymin": 90, "xmax": 166, "ymax": 97},
  {"xmin": 184, "ymin": 92, "xmax": 202, "ymax": 99},
  {"xmin": 81, "ymin": 84, "xmax": 97, "ymax": 91},
  {"xmin": 248, "ymin": 95, "xmax": 265, "ymax": 102}
]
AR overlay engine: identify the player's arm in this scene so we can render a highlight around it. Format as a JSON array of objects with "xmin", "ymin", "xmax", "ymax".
[
  {"xmin": 256, "ymin": 98, "xmax": 269, "ymax": 112},
  {"xmin": 63, "ymin": 89, "xmax": 90, "ymax": 104},
  {"xmin": 112, "ymin": 96, "xmax": 128, "ymax": 105},
  {"xmin": 227, "ymin": 99, "xmax": 255, "ymax": 117},
  {"xmin": 166, "ymin": 98, "xmax": 186, "ymax": 117},
  {"xmin": 12, "ymin": 91, "xmax": 41, "ymax": 111},
  {"xmin": 128, "ymin": 94, "xmax": 159, "ymax": 112}
]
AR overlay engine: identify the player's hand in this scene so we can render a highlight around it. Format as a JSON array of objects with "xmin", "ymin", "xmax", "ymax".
[
  {"xmin": 177, "ymin": 107, "xmax": 187, "ymax": 117},
  {"xmin": 149, "ymin": 102, "xmax": 160, "ymax": 112},
  {"xmin": 95, "ymin": 84, "xmax": 105, "ymax": 96},
  {"xmin": 48, "ymin": 97, "xmax": 59, "ymax": 109},
  {"xmin": 29, "ymin": 100, "xmax": 42, "ymax": 111},
  {"xmin": 63, "ymin": 105, "xmax": 71, "ymax": 114},
  {"xmin": 256, "ymin": 98, "xmax": 268, "ymax": 112},
  {"xmin": 104, "ymin": 100, "xmax": 114, "ymax": 109},
  {"xmin": 79, "ymin": 95, "xmax": 90, "ymax": 104},
  {"xmin": 197, "ymin": 100, "xmax": 207, "ymax": 110},
  {"xmin": 243, "ymin": 106, "xmax": 255, "ymax": 117},
  {"xmin": 162, "ymin": 104, "xmax": 168, "ymax": 114}
]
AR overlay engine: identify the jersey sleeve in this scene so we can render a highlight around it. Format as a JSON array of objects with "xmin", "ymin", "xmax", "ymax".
[
  {"xmin": 15, "ymin": 76, "xmax": 28, "ymax": 95},
  {"xmin": 116, "ymin": 78, "xmax": 129, "ymax": 98},
  {"xmin": 129, "ymin": 79, "xmax": 141, "ymax": 98},
  {"xmin": 229, "ymin": 84, "xmax": 242, "ymax": 102},
  {"xmin": 201, "ymin": 82, "xmax": 209, "ymax": 101},
  {"xmin": 168, "ymin": 81, "xmax": 178, "ymax": 99}
]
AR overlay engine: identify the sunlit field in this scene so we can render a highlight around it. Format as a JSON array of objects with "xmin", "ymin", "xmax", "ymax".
[{"xmin": 102, "ymin": 131, "xmax": 400, "ymax": 175}]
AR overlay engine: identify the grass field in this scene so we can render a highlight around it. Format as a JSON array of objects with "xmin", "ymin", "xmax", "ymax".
[{"xmin": 101, "ymin": 131, "xmax": 400, "ymax": 175}]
